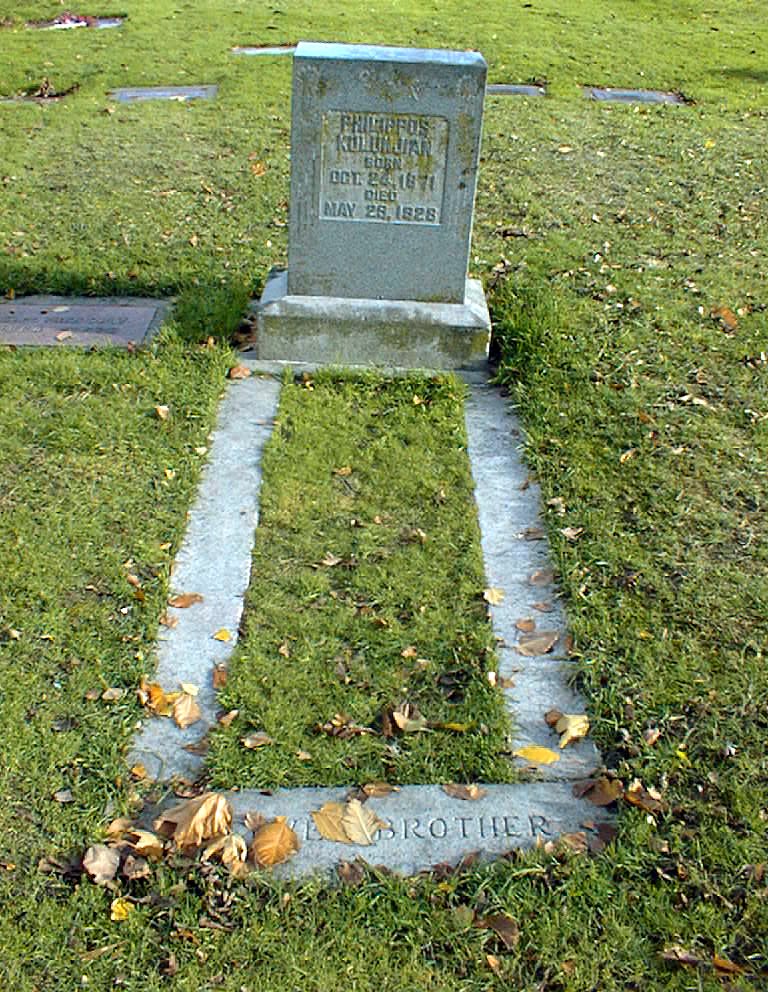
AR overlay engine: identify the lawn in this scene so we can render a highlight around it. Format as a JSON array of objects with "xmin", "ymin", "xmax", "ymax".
[{"xmin": 0, "ymin": 0, "xmax": 767, "ymax": 989}]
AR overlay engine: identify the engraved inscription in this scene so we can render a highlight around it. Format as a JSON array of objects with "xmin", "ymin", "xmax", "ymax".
[
  {"xmin": 319, "ymin": 111, "xmax": 448, "ymax": 225},
  {"xmin": 281, "ymin": 812, "xmax": 549, "ymax": 845}
]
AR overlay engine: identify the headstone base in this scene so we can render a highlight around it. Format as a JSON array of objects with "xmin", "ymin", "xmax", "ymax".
[{"xmin": 254, "ymin": 268, "xmax": 491, "ymax": 370}]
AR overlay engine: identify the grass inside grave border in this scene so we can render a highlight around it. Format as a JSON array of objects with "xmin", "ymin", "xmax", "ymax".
[{"xmin": 207, "ymin": 370, "xmax": 515, "ymax": 789}]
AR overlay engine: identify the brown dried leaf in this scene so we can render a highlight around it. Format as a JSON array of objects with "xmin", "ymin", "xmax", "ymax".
[
  {"xmin": 201, "ymin": 833, "xmax": 248, "ymax": 873},
  {"xmin": 121, "ymin": 854, "xmax": 151, "ymax": 881},
  {"xmin": 101, "ymin": 687, "xmax": 125, "ymax": 702},
  {"xmin": 159, "ymin": 612, "xmax": 179, "ymax": 629},
  {"xmin": 558, "ymin": 831, "xmax": 588, "ymax": 854},
  {"xmin": 244, "ymin": 810, "xmax": 265, "ymax": 833},
  {"xmin": 712, "ymin": 954, "xmax": 744, "ymax": 975},
  {"xmin": 515, "ymin": 618, "xmax": 536, "ymax": 633},
  {"xmin": 167, "ymin": 592, "xmax": 203, "ymax": 609},
  {"xmin": 83, "ymin": 844, "xmax": 120, "ymax": 885},
  {"xmin": 442, "ymin": 783, "xmax": 488, "ymax": 801},
  {"xmin": 516, "ymin": 631, "xmax": 559, "ymax": 656},
  {"xmin": 172, "ymin": 692, "xmax": 202, "ymax": 729},
  {"xmin": 710, "ymin": 305, "xmax": 738, "ymax": 332},
  {"xmin": 643, "ymin": 727, "xmax": 661, "ymax": 746},
  {"xmin": 544, "ymin": 708, "xmax": 564, "ymax": 728},
  {"xmin": 523, "ymin": 526, "xmax": 545, "ymax": 541},
  {"xmin": 227, "ymin": 365, "xmax": 252, "ymax": 380},
  {"xmin": 400, "ymin": 645, "xmax": 418, "ymax": 659},
  {"xmin": 361, "ymin": 782, "xmax": 399, "ymax": 798},
  {"xmin": 573, "ymin": 777, "xmax": 624, "ymax": 807},
  {"xmin": 532, "ymin": 601, "xmax": 554, "ymax": 613},
  {"xmin": 218, "ymin": 709, "xmax": 239, "ymax": 728},
  {"xmin": 560, "ymin": 527, "xmax": 584, "ymax": 541},
  {"xmin": 316, "ymin": 714, "xmax": 374, "ymax": 739},
  {"xmin": 625, "ymin": 779, "xmax": 666, "ymax": 814},
  {"xmin": 334, "ymin": 465, "xmax": 353, "ymax": 477},
  {"xmin": 105, "ymin": 817, "xmax": 132, "ymax": 838},
  {"xmin": 241, "ymin": 731, "xmax": 274, "ymax": 749},
  {"xmin": 337, "ymin": 860, "xmax": 366, "ymax": 886},
  {"xmin": 341, "ymin": 798, "xmax": 388, "ymax": 846},
  {"xmin": 661, "ymin": 945, "xmax": 707, "ymax": 967},
  {"xmin": 486, "ymin": 954, "xmax": 502, "ymax": 976},
  {"xmin": 154, "ymin": 792, "xmax": 233, "ymax": 850},
  {"xmin": 555, "ymin": 713, "xmax": 590, "ymax": 748},
  {"xmin": 250, "ymin": 817, "xmax": 299, "ymax": 867},
  {"xmin": 124, "ymin": 829, "xmax": 165, "ymax": 860},
  {"xmin": 474, "ymin": 912, "xmax": 520, "ymax": 949},
  {"xmin": 154, "ymin": 404, "xmax": 170, "ymax": 421},
  {"xmin": 392, "ymin": 701, "xmax": 428, "ymax": 734},
  {"xmin": 320, "ymin": 552, "xmax": 343, "ymax": 567},
  {"xmin": 311, "ymin": 802, "xmax": 350, "ymax": 843},
  {"xmin": 529, "ymin": 568, "xmax": 554, "ymax": 586},
  {"xmin": 212, "ymin": 663, "xmax": 228, "ymax": 689}
]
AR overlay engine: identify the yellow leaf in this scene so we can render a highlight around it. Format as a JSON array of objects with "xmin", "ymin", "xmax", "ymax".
[
  {"xmin": 311, "ymin": 802, "xmax": 350, "ymax": 843},
  {"xmin": 250, "ymin": 817, "xmax": 299, "ymax": 866},
  {"xmin": 179, "ymin": 682, "xmax": 199, "ymax": 697},
  {"xmin": 555, "ymin": 713, "xmax": 590, "ymax": 748},
  {"xmin": 154, "ymin": 792, "xmax": 233, "ymax": 850},
  {"xmin": 110, "ymin": 897, "xmax": 133, "ymax": 922},
  {"xmin": 250, "ymin": 160, "xmax": 267, "ymax": 177},
  {"xmin": 124, "ymin": 829, "xmax": 165, "ymax": 860},
  {"xmin": 201, "ymin": 832, "xmax": 248, "ymax": 874},
  {"xmin": 333, "ymin": 465, "xmax": 353, "ymax": 476},
  {"xmin": 341, "ymin": 798, "xmax": 388, "ymax": 846},
  {"xmin": 227, "ymin": 365, "xmax": 252, "ymax": 380},
  {"xmin": 172, "ymin": 692, "xmax": 202, "ymax": 729},
  {"xmin": 513, "ymin": 745, "xmax": 560, "ymax": 765},
  {"xmin": 154, "ymin": 405, "xmax": 170, "ymax": 421},
  {"xmin": 483, "ymin": 587, "xmax": 505, "ymax": 606},
  {"xmin": 392, "ymin": 701, "xmax": 428, "ymax": 734},
  {"xmin": 213, "ymin": 628, "xmax": 232, "ymax": 642}
]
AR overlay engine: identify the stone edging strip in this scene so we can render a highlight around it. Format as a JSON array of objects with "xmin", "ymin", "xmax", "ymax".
[{"xmin": 130, "ymin": 365, "xmax": 606, "ymax": 875}]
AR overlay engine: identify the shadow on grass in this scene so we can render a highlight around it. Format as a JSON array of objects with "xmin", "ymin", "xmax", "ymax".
[
  {"xmin": 0, "ymin": 256, "xmax": 253, "ymax": 344},
  {"xmin": 713, "ymin": 66, "xmax": 768, "ymax": 85}
]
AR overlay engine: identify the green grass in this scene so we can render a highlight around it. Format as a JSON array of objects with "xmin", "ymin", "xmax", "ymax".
[
  {"xmin": 208, "ymin": 372, "xmax": 512, "ymax": 788},
  {"xmin": 0, "ymin": 0, "xmax": 766, "ymax": 988}
]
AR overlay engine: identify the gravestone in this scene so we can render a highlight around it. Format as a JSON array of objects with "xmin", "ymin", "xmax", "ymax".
[
  {"xmin": 0, "ymin": 296, "xmax": 168, "ymax": 348},
  {"xmin": 256, "ymin": 42, "xmax": 492, "ymax": 369}
]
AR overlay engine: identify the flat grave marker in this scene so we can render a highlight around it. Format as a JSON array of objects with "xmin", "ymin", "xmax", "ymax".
[
  {"xmin": 256, "ymin": 42, "xmax": 492, "ymax": 369},
  {"xmin": 487, "ymin": 83, "xmax": 546, "ymax": 97},
  {"xmin": 231, "ymin": 44, "xmax": 296, "ymax": 56},
  {"xmin": 0, "ymin": 296, "xmax": 168, "ymax": 348},
  {"xmin": 107, "ymin": 85, "xmax": 218, "ymax": 103},
  {"xmin": 585, "ymin": 86, "xmax": 686, "ymax": 105},
  {"xmin": 27, "ymin": 13, "xmax": 124, "ymax": 29}
]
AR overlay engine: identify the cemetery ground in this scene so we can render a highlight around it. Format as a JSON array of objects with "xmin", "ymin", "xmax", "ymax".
[{"xmin": 0, "ymin": 0, "xmax": 766, "ymax": 988}]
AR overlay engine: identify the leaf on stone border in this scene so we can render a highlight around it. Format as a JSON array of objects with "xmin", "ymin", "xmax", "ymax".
[
  {"xmin": 513, "ymin": 745, "xmax": 560, "ymax": 765},
  {"xmin": 172, "ymin": 692, "xmax": 201, "ymax": 729},
  {"xmin": 201, "ymin": 833, "xmax": 248, "ymax": 876},
  {"xmin": 515, "ymin": 618, "xmax": 536, "ymax": 633},
  {"xmin": 212, "ymin": 663, "xmax": 228, "ymax": 689},
  {"xmin": 250, "ymin": 817, "xmax": 299, "ymax": 867},
  {"xmin": 553, "ymin": 713, "xmax": 590, "ymax": 748},
  {"xmin": 227, "ymin": 365, "xmax": 251, "ymax": 380},
  {"xmin": 341, "ymin": 799, "xmax": 388, "ymax": 846},
  {"xmin": 529, "ymin": 568, "xmax": 554, "ymax": 586},
  {"xmin": 572, "ymin": 777, "xmax": 624, "ymax": 806},
  {"xmin": 154, "ymin": 792, "xmax": 232, "ymax": 850},
  {"xmin": 442, "ymin": 783, "xmax": 487, "ymax": 801},
  {"xmin": 167, "ymin": 592, "xmax": 203, "ymax": 609},
  {"xmin": 516, "ymin": 631, "xmax": 559, "ymax": 656},
  {"xmin": 311, "ymin": 802, "xmax": 350, "ymax": 843},
  {"xmin": 361, "ymin": 782, "xmax": 399, "ymax": 798},
  {"xmin": 483, "ymin": 587, "xmax": 505, "ymax": 606},
  {"xmin": 124, "ymin": 829, "xmax": 165, "ymax": 860}
]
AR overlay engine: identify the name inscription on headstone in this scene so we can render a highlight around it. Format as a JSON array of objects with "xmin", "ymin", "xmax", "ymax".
[
  {"xmin": 319, "ymin": 111, "xmax": 448, "ymax": 225},
  {"xmin": 285, "ymin": 811, "xmax": 556, "ymax": 844}
]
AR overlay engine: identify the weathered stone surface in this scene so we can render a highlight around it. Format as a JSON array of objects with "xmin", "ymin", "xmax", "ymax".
[
  {"xmin": 231, "ymin": 45, "xmax": 295, "ymax": 55},
  {"xmin": 487, "ymin": 83, "xmax": 546, "ymax": 97},
  {"xmin": 585, "ymin": 86, "xmax": 685, "ymax": 104},
  {"xmin": 0, "ymin": 296, "xmax": 168, "ymax": 348},
  {"xmin": 107, "ymin": 85, "xmax": 218, "ymax": 103},
  {"xmin": 227, "ymin": 784, "xmax": 612, "ymax": 877},
  {"xmin": 287, "ymin": 42, "xmax": 487, "ymax": 304},
  {"xmin": 255, "ymin": 268, "xmax": 490, "ymax": 369},
  {"xmin": 128, "ymin": 374, "xmax": 281, "ymax": 781}
]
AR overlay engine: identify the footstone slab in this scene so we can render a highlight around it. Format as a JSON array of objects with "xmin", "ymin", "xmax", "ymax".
[
  {"xmin": 231, "ymin": 45, "xmax": 295, "ymax": 55},
  {"xmin": 584, "ymin": 86, "xmax": 686, "ymax": 105},
  {"xmin": 0, "ymin": 296, "xmax": 168, "ymax": 348},
  {"xmin": 224, "ymin": 784, "xmax": 612, "ymax": 877},
  {"xmin": 128, "ymin": 374, "xmax": 281, "ymax": 781},
  {"xmin": 108, "ymin": 85, "xmax": 218, "ymax": 103}
]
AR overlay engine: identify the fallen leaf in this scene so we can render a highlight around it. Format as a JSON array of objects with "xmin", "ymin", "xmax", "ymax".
[
  {"xmin": 83, "ymin": 845, "xmax": 120, "ymax": 885},
  {"xmin": 712, "ymin": 954, "xmax": 744, "ymax": 975},
  {"xmin": 523, "ymin": 526, "xmax": 545, "ymax": 541},
  {"xmin": 241, "ymin": 731, "xmax": 274, "ymax": 749},
  {"xmin": 218, "ymin": 709, "xmax": 239, "ymax": 727},
  {"xmin": 130, "ymin": 763, "xmax": 147, "ymax": 780},
  {"xmin": 547, "ymin": 497, "xmax": 566, "ymax": 515},
  {"xmin": 341, "ymin": 799, "xmax": 388, "ymax": 846},
  {"xmin": 159, "ymin": 612, "xmax": 178, "ymax": 629},
  {"xmin": 475, "ymin": 913, "xmax": 520, "ymax": 949},
  {"xmin": 710, "ymin": 305, "xmax": 738, "ymax": 332},
  {"xmin": 334, "ymin": 465, "xmax": 353, "ymax": 476},
  {"xmin": 173, "ymin": 692, "xmax": 201, "ymax": 729},
  {"xmin": 392, "ymin": 701, "xmax": 428, "ymax": 733},
  {"xmin": 532, "ymin": 601, "xmax": 553, "ymax": 612},
  {"xmin": 572, "ymin": 777, "xmax": 624, "ymax": 806},
  {"xmin": 515, "ymin": 618, "xmax": 536, "ymax": 633},
  {"xmin": 250, "ymin": 817, "xmax": 299, "ymax": 866},
  {"xmin": 244, "ymin": 810, "xmax": 265, "ymax": 832},
  {"xmin": 560, "ymin": 527, "xmax": 584, "ymax": 541},
  {"xmin": 319, "ymin": 552, "xmax": 343, "ymax": 567},
  {"xmin": 529, "ymin": 568, "xmax": 554, "ymax": 586},
  {"xmin": 168, "ymin": 592, "xmax": 203, "ymax": 609},
  {"xmin": 212, "ymin": 663, "xmax": 228, "ymax": 689},
  {"xmin": 154, "ymin": 405, "xmax": 170, "ymax": 421},
  {"xmin": 154, "ymin": 792, "xmax": 233, "ymax": 850},
  {"xmin": 121, "ymin": 854, "xmax": 151, "ymax": 881},
  {"xmin": 105, "ymin": 817, "xmax": 132, "ymax": 838},
  {"xmin": 401, "ymin": 645, "xmax": 418, "ymax": 659},
  {"xmin": 316, "ymin": 714, "xmax": 374, "ymax": 739},
  {"xmin": 227, "ymin": 365, "xmax": 252, "ymax": 380},
  {"xmin": 54, "ymin": 330, "xmax": 73, "ymax": 342},
  {"xmin": 311, "ymin": 802, "xmax": 350, "ymax": 843},
  {"xmin": 337, "ymin": 860, "xmax": 366, "ymax": 886},
  {"xmin": 101, "ymin": 687, "xmax": 125, "ymax": 702},
  {"xmin": 625, "ymin": 779, "xmax": 666, "ymax": 815},
  {"xmin": 201, "ymin": 833, "xmax": 248, "ymax": 875},
  {"xmin": 620, "ymin": 448, "xmax": 638, "ymax": 465},
  {"xmin": 442, "ymin": 784, "xmax": 487, "ymax": 801},
  {"xmin": 213, "ymin": 628, "xmax": 232, "ymax": 642},
  {"xmin": 486, "ymin": 954, "xmax": 503, "ymax": 976},
  {"xmin": 124, "ymin": 829, "xmax": 165, "ymax": 860},
  {"xmin": 558, "ymin": 831, "xmax": 588, "ymax": 854},
  {"xmin": 53, "ymin": 789, "xmax": 74, "ymax": 804},
  {"xmin": 483, "ymin": 587, "xmax": 505, "ymax": 606},
  {"xmin": 643, "ymin": 727, "xmax": 661, "ymax": 746},
  {"xmin": 278, "ymin": 641, "xmax": 291, "ymax": 658},
  {"xmin": 516, "ymin": 631, "xmax": 559, "ymax": 656},
  {"xmin": 661, "ymin": 945, "xmax": 707, "ymax": 967},
  {"xmin": 361, "ymin": 782, "xmax": 399, "ymax": 798},
  {"xmin": 250, "ymin": 160, "xmax": 267, "ymax": 177},
  {"xmin": 138, "ymin": 679, "xmax": 179, "ymax": 717},
  {"xmin": 555, "ymin": 713, "xmax": 590, "ymax": 748},
  {"xmin": 513, "ymin": 745, "xmax": 560, "ymax": 765},
  {"xmin": 296, "ymin": 750, "xmax": 312, "ymax": 761},
  {"xmin": 110, "ymin": 897, "xmax": 134, "ymax": 922}
]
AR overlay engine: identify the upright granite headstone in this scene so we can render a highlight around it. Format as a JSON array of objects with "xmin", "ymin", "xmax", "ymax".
[{"xmin": 256, "ymin": 42, "xmax": 492, "ymax": 369}]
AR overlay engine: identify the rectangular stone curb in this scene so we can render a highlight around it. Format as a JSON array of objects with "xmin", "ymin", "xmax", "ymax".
[
  {"xmin": 128, "ymin": 374, "xmax": 281, "ymax": 781},
  {"xmin": 107, "ymin": 85, "xmax": 218, "ymax": 103},
  {"xmin": 255, "ymin": 269, "xmax": 491, "ymax": 370},
  {"xmin": 0, "ymin": 296, "xmax": 169, "ymax": 348},
  {"xmin": 226, "ymin": 783, "xmax": 612, "ymax": 877}
]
